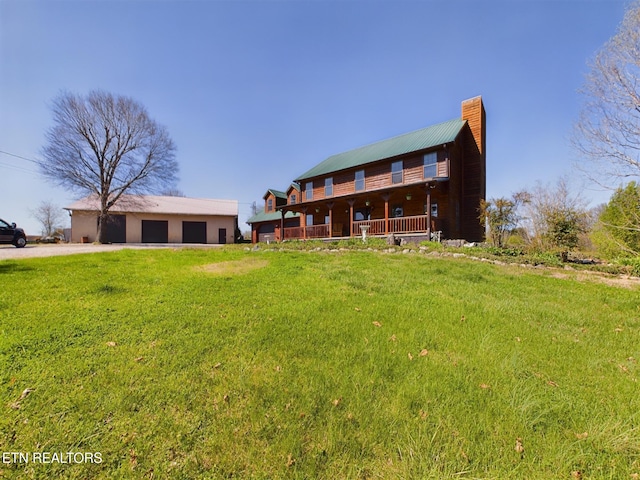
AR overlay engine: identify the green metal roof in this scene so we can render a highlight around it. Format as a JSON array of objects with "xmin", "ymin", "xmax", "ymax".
[
  {"xmin": 246, "ymin": 210, "xmax": 300, "ymax": 224},
  {"xmin": 264, "ymin": 189, "xmax": 287, "ymax": 200},
  {"xmin": 295, "ymin": 118, "xmax": 466, "ymax": 181}
]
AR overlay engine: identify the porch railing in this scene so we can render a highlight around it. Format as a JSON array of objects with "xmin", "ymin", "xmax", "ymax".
[
  {"xmin": 352, "ymin": 215, "xmax": 429, "ymax": 236},
  {"xmin": 352, "ymin": 219, "xmax": 387, "ymax": 236},
  {"xmin": 388, "ymin": 214, "xmax": 429, "ymax": 233},
  {"xmin": 284, "ymin": 215, "xmax": 430, "ymax": 240},
  {"xmin": 283, "ymin": 226, "xmax": 304, "ymax": 240},
  {"xmin": 284, "ymin": 224, "xmax": 330, "ymax": 239}
]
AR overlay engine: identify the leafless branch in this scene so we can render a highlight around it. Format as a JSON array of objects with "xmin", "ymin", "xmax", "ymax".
[
  {"xmin": 572, "ymin": 1, "xmax": 640, "ymax": 187},
  {"xmin": 39, "ymin": 90, "xmax": 178, "ymax": 243}
]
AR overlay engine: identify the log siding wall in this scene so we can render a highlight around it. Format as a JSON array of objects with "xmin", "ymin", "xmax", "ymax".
[
  {"xmin": 300, "ymin": 150, "xmax": 449, "ymax": 202},
  {"xmin": 264, "ymin": 193, "xmax": 276, "ymax": 213}
]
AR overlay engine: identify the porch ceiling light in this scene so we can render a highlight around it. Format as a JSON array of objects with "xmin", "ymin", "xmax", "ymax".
[
  {"xmin": 406, "ymin": 193, "xmax": 412, "ymax": 200},
  {"xmin": 315, "ymin": 207, "xmax": 320, "ymax": 213},
  {"xmin": 365, "ymin": 200, "xmax": 370, "ymax": 206}
]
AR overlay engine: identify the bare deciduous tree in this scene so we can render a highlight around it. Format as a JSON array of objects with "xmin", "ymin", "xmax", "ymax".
[
  {"xmin": 39, "ymin": 90, "xmax": 178, "ymax": 243},
  {"xmin": 573, "ymin": 1, "xmax": 640, "ymax": 185},
  {"xmin": 478, "ymin": 193, "xmax": 528, "ymax": 248},
  {"xmin": 161, "ymin": 188, "xmax": 186, "ymax": 197},
  {"xmin": 31, "ymin": 200, "xmax": 66, "ymax": 237},
  {"xmin": 521, "ymin": 178, "xmax": 589, "ymax": 260}
]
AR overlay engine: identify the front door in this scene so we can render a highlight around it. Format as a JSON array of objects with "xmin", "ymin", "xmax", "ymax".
[{"xmin": 218, "ymin": 228, "xmax": 227, "ymax": 244}]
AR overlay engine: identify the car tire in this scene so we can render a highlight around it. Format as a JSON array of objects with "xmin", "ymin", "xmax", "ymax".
[{"xmin": 14, "ymin": 237, "xmax": 26, "ymax": 248}]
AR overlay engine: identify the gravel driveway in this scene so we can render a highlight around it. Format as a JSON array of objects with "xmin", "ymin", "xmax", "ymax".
[{"xmin": 0, "ymin": 243, "xmax": 223, "ymax": 260}]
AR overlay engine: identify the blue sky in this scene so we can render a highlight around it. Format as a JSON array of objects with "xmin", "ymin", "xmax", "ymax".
[{"xmin": 0, "ymin": 0, "xmax": 629, "ymax": 235}]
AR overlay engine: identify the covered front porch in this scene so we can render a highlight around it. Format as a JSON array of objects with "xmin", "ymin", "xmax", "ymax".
[{"xmin": 280, "ymin": 182, "xmax": 447, "ymax": 241}]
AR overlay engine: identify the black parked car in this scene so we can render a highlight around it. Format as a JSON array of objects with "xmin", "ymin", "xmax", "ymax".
[{"xmin": 0, "ymin": 218, "xmax": 27, "ymax": 248}]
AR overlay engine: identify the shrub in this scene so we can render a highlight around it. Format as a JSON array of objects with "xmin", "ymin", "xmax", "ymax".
[
  {"xmin": 592, "ymin": 182, "xmax": 640, "ymax": 258},
  {"xmin": 616, "ymin": 257, "xmax": 640, "ymax": 276}
]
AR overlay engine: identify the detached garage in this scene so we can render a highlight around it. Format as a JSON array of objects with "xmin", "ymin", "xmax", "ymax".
[{"xmin": 65, "ymin": 194, "xmax": 238, "ymax": 244}]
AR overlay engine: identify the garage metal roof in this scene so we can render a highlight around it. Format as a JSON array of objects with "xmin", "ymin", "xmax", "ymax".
[{"xmin": 65, "ymin": 194, "xmax": 238, "ymax": 217}]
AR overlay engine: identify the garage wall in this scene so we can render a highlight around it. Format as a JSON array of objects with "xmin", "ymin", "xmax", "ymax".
[
  {"xmin": 70, "ymin": 212, "xmax": 98, "ymax": 243},
  {"xmin": 125, "ymin": 213, "xmax": 235, "ymax": 244},
  {"xmin": 71, "ymin": 211, "xmax": 236, "ymax": 244}
]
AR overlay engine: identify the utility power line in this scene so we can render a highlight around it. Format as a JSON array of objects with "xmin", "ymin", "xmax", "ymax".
[
  {"xmin": 0, "ymin": 150, "xmax": 41, "ymax": 177},
  {"xmin": 0, "ymin": 160, "xmax": 37, "ymax": 173},
  {"xmin": 0, "ymin": 149, "xmax": 40, "ymax": 164}
]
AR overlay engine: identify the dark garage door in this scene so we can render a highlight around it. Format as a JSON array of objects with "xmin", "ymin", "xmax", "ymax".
[
  {"xmin": 182, "ymin": 221, "xmax": 207, "ymax": 244},
  {"xmin": 258, "ymin": 223, "xmax": 275, "ymax": 243},
  {"xmin": 99, "ymin": 215, "xmax": 126, "ymax": 243},
  {"xmin": 142, "ymin": 220, "xmax": 168, "ymax": 243}
]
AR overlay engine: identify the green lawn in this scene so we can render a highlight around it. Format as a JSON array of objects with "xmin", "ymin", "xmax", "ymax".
[{"xmin": 1, "ymin": 247, "xmax": 638, "ymax": 479}]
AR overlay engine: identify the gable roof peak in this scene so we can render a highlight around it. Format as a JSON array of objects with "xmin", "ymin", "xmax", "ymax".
[{"xmin": 263, "ymin": 189, "xmax": 287, "ymax": 200}]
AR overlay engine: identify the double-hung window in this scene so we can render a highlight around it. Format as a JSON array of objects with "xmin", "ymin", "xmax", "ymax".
[
  {"xmin": 305, "ymin": 181, "xmax": 313, "ymax": 201},
  {"xmin": 355, "ymin": 170, "xmax": 365, "ymax": 191},
  {"xmin": 423, "ymin": 152, "xmax": 437, "ymax": 179},
  {"xmin": 325, "ymin": 177, "xmax": 333, "ymax": 197},
  {"xmin": 267, "ymin": 198, "xmax": 273, "ymax": 211},
  {"xmin": 391, "ymin": 161, "xmax": 403, "ymax": 184}
]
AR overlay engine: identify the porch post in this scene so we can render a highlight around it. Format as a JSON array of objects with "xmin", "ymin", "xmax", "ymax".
[
  {"xmin": 280, "ymin": 208, "xmax": 285, "ymax": 242},
  {"xmin": 382, "ymin": 193, "xmax": 390, "ymax": 235},
  {"xmin": 426, "ymin": 182, "xmax": 432, "ymax": 240},
  {"xmin": 301, "ymin": 207, "xmax": 307, "ymax": 240},
  {"xmin": 347, "ymin": 199, "xmax": 355, "ymax": 237},
  {"xmin": 327, "ymin": 202, "xmax": 334, "ymax": 238}
]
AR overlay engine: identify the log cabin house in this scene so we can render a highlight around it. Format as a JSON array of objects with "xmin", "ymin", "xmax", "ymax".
[{"xmin": 248, "ymin": 96, "xmax": 486, "ymax": 243}]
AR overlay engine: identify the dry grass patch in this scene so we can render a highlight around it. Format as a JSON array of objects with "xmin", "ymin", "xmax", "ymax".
[
  {"xmin": 547, "ymin": 269, "xmax": 640, "ymax": 289},
  {"xmin": 195, "ymin": 257, "xmax": 269, "ymax": 275},
  {"xmin": 491, "ymin": 261, "xmax": 640, "ymax": 289}
]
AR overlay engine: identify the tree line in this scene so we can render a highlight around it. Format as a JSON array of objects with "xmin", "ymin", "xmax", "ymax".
[
  {"xmin": 479, "ymin": 178, "xmax": 640, "ymax": 262},
  {"xmin": 482, "ymin": 1, "xmax": 640, "ymax": 265}
]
